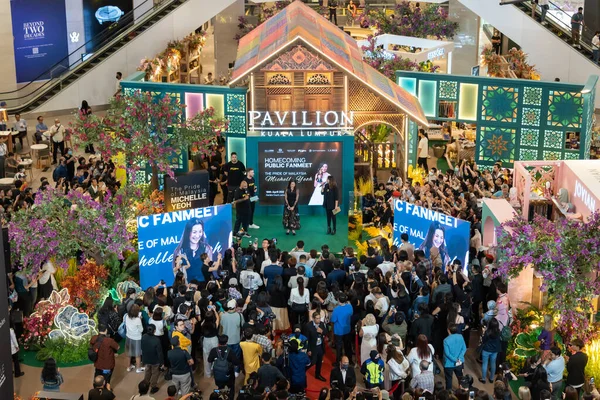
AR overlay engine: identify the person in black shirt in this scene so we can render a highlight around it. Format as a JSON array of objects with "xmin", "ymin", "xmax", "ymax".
[
  {"xmin": 244, "ymin": 168, "xmax": 259, "ymax": 229},
  {"xmin": 168, "ymin": 336, "xmax": 193, "ymax": 396},
  {"xmin": 322, "ymin": 176, "xmax": 339, "ymax": 235},
  {"xmin": 208, "ymin": 160, "xmax": 221, "ymax": 206},
  {"xmin": 223, "ymin": 152, "xmax": 246, "ymax": 203},
  {"xmin": 234, "ymin": 180, "xmax": 251, "ymax": 237},
  {"xmin": 88, "ymin": 375, "xmax": 115, "ymax": 400},
  {"xmin": 208, "ymin": 335, "xmax": 242, "ymax": 397},
  {"xmin": 283, "ymin": 179, "xmax": 300, "ymax": 235}
]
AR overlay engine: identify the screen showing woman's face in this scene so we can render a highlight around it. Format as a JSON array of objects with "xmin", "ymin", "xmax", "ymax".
[
  {"xmin": 189, "ymin": 224, "xmax": 204, "ymax": 245},
  {"xmin": 433, "ymin": 229, "xmax": 444, "ymax": 248},
  {"xmin": 322, "ymin": 164, "xmax": 328, "ymax": 172}
]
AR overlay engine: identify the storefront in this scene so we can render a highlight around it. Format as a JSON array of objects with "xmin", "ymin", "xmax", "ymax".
[
  {"xmin": 396, "ymin": 71, "xmax": 598, "ymax": 170},
  {"xmin": 358, "ymin": 34, "xmax": 455, "ymax": 73}
]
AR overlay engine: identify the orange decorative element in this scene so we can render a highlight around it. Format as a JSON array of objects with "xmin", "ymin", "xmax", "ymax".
[{"xmin": 61, "ymin": 260, "xmax": 109, "ymax": 313}]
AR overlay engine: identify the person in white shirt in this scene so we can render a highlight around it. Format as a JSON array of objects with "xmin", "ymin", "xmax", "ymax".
[
  {"xmin": 288, "ymin": 266, "xmax": 310, "ymax": 289},
  {"xmin": 204, "ymin": 72, "xmax": 214, "ymax": 85},
  {"xmin": 115, "ymin": 72, "xmax": 122, "ymax": 96},
  {"xmin": 13, "ymin": 114, "xmax": 26, "ymax": 149},
  {"xmin": 417, "ymin": 129, "xmax": 429, "ymax": 173},
  {"xmin": 240, "ymin": 261, "xmax": 263, "ymax": 295},
  {"xmin": 290, "ymin": 240, "xmax": 309, "ymax": 263},
  {"xmin": 288, "ymin": 279, "xmax": 310, "ymax": 325},
  {"xmin": 125, "ymin": 304, "xmax": 145, "ymax": 373},
  {"xmin": 539, "ymin": 0, "xmax": 549, "ymax": 23},
  {"xmin": 593, "ymin": 31, "xmax": 600, "ymax": 64},
  {"xmin": 48, "ymin": 119, "xmax": 66, "ymax": 164}
]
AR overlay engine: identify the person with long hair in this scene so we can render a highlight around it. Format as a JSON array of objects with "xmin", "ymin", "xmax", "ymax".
[
  {"xmin": 268, "ymin": 275, "xmax": 290, "ymax": 331},
  {"xmin": 407, "ymin": 334, "xmax": 435, "ymax": 378},
  {"xmin": 289, "ymin": 277, "xmax": 310, "ymax": 325},
  {"xmin": 480, "ymin": 318, "xmax": 502, "ymax": 384},
  {"xmin": 518, "ymin": 386, "xmax": 532, "ymax": 400},
  {"xmin": 41, "ymin": 358, "xmax": 63, "ymax": 391},
  {"xmin": 387, "ymin": 344, "xmax": 410, "ymax": 399},
  {"xmin": 309, "ymin": 163, "xmax": 330, "ymax": 205},
  {"xmin": 200, "ymin": 308, "xmax": 220, "ymax": 378},
  {"xmin": 322, "ymin": 175, "xmax": 339, "ymax": 235},
  {"xmin": 283, "ymin": 179, "xmax": 300, "ymax": 235},
  {"xmin": 419, "ymin": 221, "xmax": 451, "ymax": 268},
  {"xmin": 97, "ymin": 296, "xmax": 121, "ymax": 338},
  {"xmin": 125, "ymin": 304, "xmax": 144, "ymax": 373},
  {"xmin": 79, "ymin": 100, "xmax": 94, "ymax": 154},
  {"xmin": 531, "ymin": 368, "xmax": 551, "ymax": 400},
  {"xmin": 172, "ymin": 218, "xmax": 214, "ymax": 283}
]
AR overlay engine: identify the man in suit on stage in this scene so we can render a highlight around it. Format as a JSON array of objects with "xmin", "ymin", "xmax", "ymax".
[
  {"xmin": 330, "ymin": 356, "xmax": 356, "ymax": 399},
  {"xmin": 306, "ymin": 312, "xmax": 328, "ymax": 382}
]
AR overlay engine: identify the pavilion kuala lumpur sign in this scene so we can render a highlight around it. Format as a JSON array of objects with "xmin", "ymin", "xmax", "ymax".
[{"xmin": 248, "ymin": 110, "xmax": 355, "ymax": 137}]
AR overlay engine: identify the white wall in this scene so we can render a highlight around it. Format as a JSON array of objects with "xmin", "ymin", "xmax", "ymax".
[
  {"xmin": 35, "ymin": 0, "xmax": 237, "ymax": 113},
  {"xmin": 459, "ymin": 0, "xmax": 600, "ymax": 107},
  {"xmin": 0, "ymin": 0, "xmax": 17, "ymax": 93}
]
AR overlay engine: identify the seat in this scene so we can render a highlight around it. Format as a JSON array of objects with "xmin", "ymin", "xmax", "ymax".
[{"xmin": 37, "ymin": 148, "xmax": 51, "ymax": 169}]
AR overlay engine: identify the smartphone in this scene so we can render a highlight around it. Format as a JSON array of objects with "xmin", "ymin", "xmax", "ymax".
[
  {"xmin": 207, "ymin": 294, "xmax": 213, "ymax": 300},
  {"xmin": 160, "ymin": 279, "xmax": 165, "ymax": 285},
  {"xmin": 214, "ymin": 390, "xmax": 220, "ymax": 394},
  {"xmin": 470, "ymin": 392, "xmax": 475, "ymax": 399},
  {"xmin": 591, "ymin": 377, "xmax": 595, "ymax": 385},
  {"xmin": 265, "ymin": 388, "xmax": 271, "ymax": 393},
  {"xmin": 249, "ymin": 290, "xmax": 255, "ymax": 296},
  {"xmin": 419, "ymin": 397, "xmax": 426, "ymax": 400}
]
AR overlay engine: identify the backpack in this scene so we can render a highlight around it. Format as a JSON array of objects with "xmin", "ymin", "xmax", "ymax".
[
  {"xmin": 88, "ymin": 335, "xmax": 104, "ymax": 362},
  {"xmin": 212, "ymin": 347, "xmax": 231, "ymax": 381},
  {"xmin": 52, "ymin": 167, "xmax": 59, "ymax": 183},
  {"xmin": 118, "ymin": 298, "xmax": 132, "ymax": 319}
]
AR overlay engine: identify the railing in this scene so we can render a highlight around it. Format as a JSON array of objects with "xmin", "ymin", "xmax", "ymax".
[{"xmin": 0, "ymin": 0, "xmax": 186, "ymax": 112}]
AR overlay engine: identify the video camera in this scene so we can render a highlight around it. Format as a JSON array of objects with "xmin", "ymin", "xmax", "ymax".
[{"xmin": 212, "ymin": 388, "xmax": 229, "ymax": 400}]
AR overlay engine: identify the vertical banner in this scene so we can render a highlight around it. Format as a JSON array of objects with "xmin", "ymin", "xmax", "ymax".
[
  {"xmin": 164, "ymin": 171, "xmax": 210, "ymax": 212},
  {"xmin": 137, "ymin": 205, "xmax": 233, "ymax": 288},
  {"xmin": 11, "ymin": 0, "xmax": 69, "ymax": 83},
  {"xmin": 257, "ymin": 141, "xmax": 343, "ymax": 206},
  {"xmin": 0, "ymin": 230, "xmax": 13, "ymax": 399},
  {"xmin": 392, "ymin": 199, "xmax": 471, "ymax": 269}
]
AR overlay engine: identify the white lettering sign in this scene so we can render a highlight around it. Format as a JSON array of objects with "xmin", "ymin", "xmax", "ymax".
[
  {"xmin": 23, "ymin": 21, "xmax": 45, "ymax": 40},
  {"xmin": 427, "ymin": 48, "xmax": 445, "ymax": 60},
  {"xmin": 248, "ymin": 110, "xmax": 354, "ymax": 129},
  {"xmin": 574, "ymin": 180, "xmax": 596, "ymax": 213}
]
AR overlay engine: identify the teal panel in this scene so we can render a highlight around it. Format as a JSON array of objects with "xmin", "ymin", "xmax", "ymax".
[
  {"xmin": 398, "ymin": 77, "xmax": 417, "ymax": 96},
  {"xmin": 227, "ymin": 137, "xmax": 247, "ymax": 165},
  {"xmin": 418, "ymin": 80, "xmax": 437, "ymax": 117}
]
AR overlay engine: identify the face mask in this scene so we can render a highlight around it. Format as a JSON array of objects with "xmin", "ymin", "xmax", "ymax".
[
  {"xmin": 68, "ymin": 150, "xmax": 73, "ymax": 155},
  {"xmin": 341, "ymin": 364, "xmax": 349, "ymax": 370}
]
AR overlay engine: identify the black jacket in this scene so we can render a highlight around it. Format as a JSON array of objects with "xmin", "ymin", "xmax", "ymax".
[
  {"xmin": 257, "ymin": 364, "xmax": 286, "ymax": 391},
  {"xmin": 409, "ymin": 314, "xmax": 434, "ymax": 343},
  {"xmin": 208, "ymin": 345, "xmax": 241, "ymax": 374},
  {"xmin": 330, "ymin": 366, "xmax": 356, "ymax": 394},
  {"xmin": 471, "ymin": 274, "xmax": 484, "ymax": 302},
  {"xmin": 322, "ymin": 183, "xmax": 339, "ymax": 210},
  {"xmin": 141, "ymin": 334, "xmax": 164, "ymax": 365},
  {"xmin": 305, "ymin": 321, "xmax": 328, "ymax": 353},
  {"xmin": 566, "ymin": 351, "xmax": 588, "ymax": 386}
]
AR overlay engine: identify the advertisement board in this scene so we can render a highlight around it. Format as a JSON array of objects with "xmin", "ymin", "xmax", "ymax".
[
  {"xmin": 137, "ymin": 205, "xmax": 232, "ymax": 288},
  {"xmin": 11, "ymin": 0, "xmax": 69, "ymax": 83},
  {"xmin": 258, "ymin": 141, "xmax": 343, "ymax": 206},
  {"xmin": 83, "ymin": 0, "xmax": 133, "ymax": 53},
  {"xmin": 393, "ymin": 199, "xmax": 471, "ymax": 270},
  {"xmin": 164, "ymin": 171, "xmax": 210, "ymax": 212}
]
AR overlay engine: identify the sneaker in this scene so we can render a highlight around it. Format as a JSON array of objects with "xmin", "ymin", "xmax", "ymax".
[
  {"xmin": 249, "ymin": 224, "xmax": 260, "ymax": 229},
  {"xmin": 243, "ymin": 232, "xmax": 251, "ymax": 238},
  {"xmin": 136, "ymin": 367, "xmax": 145, "ymax": 373},
  {"xmin": 127, "ymin": 365, "xmax": 135, "ymax": 372}
]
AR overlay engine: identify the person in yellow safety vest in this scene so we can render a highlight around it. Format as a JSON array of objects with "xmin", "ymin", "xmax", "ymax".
[
  {"xmin": 288, "ymin": 324, "xmax": 307, "ymax": 350},
  {"xmin": 361, "ymin": 350, "xmax": 385, "ymax": 389}
]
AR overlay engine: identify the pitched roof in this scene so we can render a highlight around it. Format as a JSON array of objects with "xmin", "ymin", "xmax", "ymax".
[{"xmin": 230, "ymin": 0, "xmax": 428, "ymax": 125}]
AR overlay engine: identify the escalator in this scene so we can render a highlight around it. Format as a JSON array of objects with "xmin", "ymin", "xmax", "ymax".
[
  {"xmin": 458, "ymin": 0, "xmax": 600, "ymax": 106},
  {"xmin": 1, "ymin": 0, "xmax": 234, "ymax": 114}
]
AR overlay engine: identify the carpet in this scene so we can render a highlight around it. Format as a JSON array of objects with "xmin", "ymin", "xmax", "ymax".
[{"xmin": 245, "ymin": 215, "xmax": 350, "ymax": 253}]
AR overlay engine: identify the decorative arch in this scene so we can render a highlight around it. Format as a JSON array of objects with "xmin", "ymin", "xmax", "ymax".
[{"xmin": 354, "ymin": 120, "xmax": 405, "ymax": 175}]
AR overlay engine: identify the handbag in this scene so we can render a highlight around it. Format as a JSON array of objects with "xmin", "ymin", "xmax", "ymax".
[
  {"xmin": 291, "ymin": 302, "xmax": 308, "ymax": 313},
  {"xmin": 118, "ymin": 320, "xmax": 127, "ymax": 338}
]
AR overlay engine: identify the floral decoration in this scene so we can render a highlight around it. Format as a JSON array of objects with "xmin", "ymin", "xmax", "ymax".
[{"xmin": 60, "ymin": 260, "xmax": 109, "ymax": 313}]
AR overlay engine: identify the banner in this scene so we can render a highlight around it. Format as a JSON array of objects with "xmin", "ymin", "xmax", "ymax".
[
  {"xmin": 137, "ymin": 205, "xmax": 233, "ymax": 288},
  {"xmin": 258, "ymin": 141, "xmax": 343, "ymax": 206},
  {"xmin": 164, "ymin": 171, "xmax": 210, "ymax": 212},
  {"xmin": 11, "ymin": 0, "xmax": 69, "ymax": 83},
  {"xmin": 83, "ymin": 0, "xmax": 133, "ymax": 53},
  {"xmin": 392, "ymin": 200, "xmax": 470, "ymax": 269}
]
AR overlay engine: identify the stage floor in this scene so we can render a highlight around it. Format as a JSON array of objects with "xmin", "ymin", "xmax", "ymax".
[{"xmin": 239, "ymin": 214, "xmax": 350, "ymax": 253}]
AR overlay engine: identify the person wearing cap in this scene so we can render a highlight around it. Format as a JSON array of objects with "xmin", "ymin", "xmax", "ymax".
[
  {"xmin": 220, "ymin": 299, "xmax": 244, "ymax": 364},
  {"xmin": 228, "ymin": 277, "xmax": 242, "ymax": 300},
  {"xmin": 168, "ymin": 335, "xmax": 193, "ymax": 396},
  {"xmin": 289, "ymin": 324, "xmax": 308, "ymax": 350},
  {"xmin": 361, "ymin": 350, "xmax": 385, "ymax": 389}
]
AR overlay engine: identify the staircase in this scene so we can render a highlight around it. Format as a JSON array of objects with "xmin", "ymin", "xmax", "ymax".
[
  {"xmin": 458, "ymin": 0, "xmax": 600, "ymax": 107},
  {"xmin": 2, "ymin": 0, "xmax": 234, "ymax": 114}
]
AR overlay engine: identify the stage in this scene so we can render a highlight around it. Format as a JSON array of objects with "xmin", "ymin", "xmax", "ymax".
[{"xmin": 240, "ymin": 214, "xmax": 350, "ymax": 253}]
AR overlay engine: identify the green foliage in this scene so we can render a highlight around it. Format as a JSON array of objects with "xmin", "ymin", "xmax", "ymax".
[
  {"xmin": 36, "ymin": 336, "xmax": 91, "ymax": 364},
  {"xmin": 104, "ymin": 252, "xmax": 139, "ymax": 291}
]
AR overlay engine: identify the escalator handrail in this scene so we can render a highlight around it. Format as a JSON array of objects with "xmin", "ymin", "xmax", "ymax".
[{"xmin": 0, "ymin": 0, "xmax": 183, "ymax": 103}]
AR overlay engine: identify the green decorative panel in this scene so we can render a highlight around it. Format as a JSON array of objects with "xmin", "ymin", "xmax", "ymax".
[
  {"xmin": 565, "ymin": 151, "xmax": 579, "ymax": 160},
  {"xmin": 150, "ymin": 91, "xmax": 181, "ymax": 103},
  {"xmin": 418, "ymin": 80, "xmax": 437, "ymax": 117},
  {"xmin": 228, "ymin": 115, "xmax": 247, "ymax": 134},
  {"xmin": 520, "ymin": 128, "xmax": 540, "ymax": 147},
  {"xmin": 542, "ymin": 150, "xmax": 561, "ymax": 160},
  {"xmin": 481, "ymin": 86, "xmax": 519, "ymax": 122},
  {"xmin": 207, "ymin": 94, "xmax": 225, "ymax": 119},
  {"xmin": 543, "ymin": 130, "xmax": 564, "ymax": 149},
  {"xmin": 548, "ymin": 91, "xmax": 583, "ymax": 127},
  {"xmin": 458, "ymin": 83, "xmax": 479, "ymax": 121},
  {"xmin": 439, "ymin": 81, "xmax": 458, "ymax": 100},
  {"xmin": 523, "ymin": 87, "xmax": 543, "ymax": 106},
  {"xmin": 522, "ymin": 107, "xmax": 541, "ymax": 127},
  {"xmin": 478, "ymin": 126, "xmax": 516, "ymax": 163},
  {"xmin": 227, "ymin": 93, "xmax": 246, "ymax": 113},
  {"xmin": 519, "ymin": 148, "xmax": 539, "ymax": 160}
]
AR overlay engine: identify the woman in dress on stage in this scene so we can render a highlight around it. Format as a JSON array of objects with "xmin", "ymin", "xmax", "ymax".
[
  {"xmin": 309, "ymin": 164, "xmax": 330, "ymax": 205},
  {"xmin": 283, "ymin": 179, "xmax": 300, "ymax": 235}
]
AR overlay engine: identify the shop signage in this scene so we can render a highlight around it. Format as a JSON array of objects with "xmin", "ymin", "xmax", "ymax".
[
  {"xmin": 427, "ymin": 48, "xmax": 445, "ymax": 60},
  {"xmin": 257, "ymin": 129, "xmax": 352, "ymax": 137},
  {"xmin": 248, "ymin": 110, "xmax": 354, "ymax": 129},
  {"xmin": 574, "ymin": 180, "xmax": 596, "ymax": 213}
]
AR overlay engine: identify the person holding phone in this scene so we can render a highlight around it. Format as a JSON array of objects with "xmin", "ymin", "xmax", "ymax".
[{"xmin": 322, "ymin": 175, "xmax": 339, "ymax": 235}]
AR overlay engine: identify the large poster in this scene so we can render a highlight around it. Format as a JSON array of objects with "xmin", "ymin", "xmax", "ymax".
[
  {"xmin": 164, "ymin": 171, "xmax": 210, "ymax": 212},
  {"xmin": 393, "ymin": 200, "xmax": 471, "ymax": 270},
  {"xmin": 11, "ymin": 0, "xmax": 69, "ymax": 83},
  {"xmin": 258, "ymin": 141, "xmax": 343, "ymax": 206},
  {"xmin": 137, "ymin": 205, "xmax": 233, "ymax": 288},
  {"xmin": 83, "ymin": 0, "xmax": 133, "ymax": 53}
]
